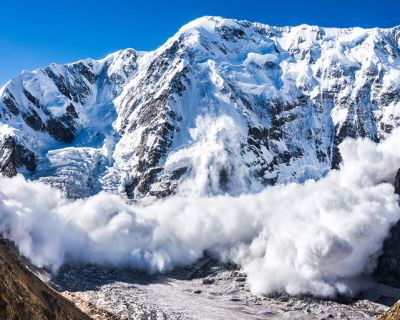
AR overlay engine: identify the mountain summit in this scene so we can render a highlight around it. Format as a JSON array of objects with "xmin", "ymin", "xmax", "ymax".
[{"xmin": 1, "ymin": 16, "xmax": 399, "ymax": 199}]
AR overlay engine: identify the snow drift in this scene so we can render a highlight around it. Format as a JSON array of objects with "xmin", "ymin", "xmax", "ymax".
[{"xmin": 1, "ymin": 128, "xmax": 400, "ymax": 298}]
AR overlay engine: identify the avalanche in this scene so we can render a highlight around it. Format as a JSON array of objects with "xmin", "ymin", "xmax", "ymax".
[
  {"xmin": 1, "ymin": 130, "xmax": 400, "ymax": 297},
  {"xmin": 1, "ymin": 16, "xmax": 400, "ymax": 299}
]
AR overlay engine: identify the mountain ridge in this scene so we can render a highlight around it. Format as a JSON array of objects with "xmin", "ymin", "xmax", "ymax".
[{"xmin": 1, "ymin": 16, "xmax": 400, "ymax": 199}]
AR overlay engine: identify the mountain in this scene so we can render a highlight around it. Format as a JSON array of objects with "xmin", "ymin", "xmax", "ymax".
[
  {"xmin": 0, "ymin": 238, "xmax": 89, "ymax": 319},
  {"xmin": 0, "ymin": 16, "xmax": 399, "ymax": 199}
]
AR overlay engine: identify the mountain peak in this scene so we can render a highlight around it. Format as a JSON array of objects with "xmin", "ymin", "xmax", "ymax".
[
  {"xmin": 0, "ymin": 17, "xmax": 400, "ymax": 199},
  {"xmin": 179, "ymin": 16, "xmax": 238, "ymax": 33}
]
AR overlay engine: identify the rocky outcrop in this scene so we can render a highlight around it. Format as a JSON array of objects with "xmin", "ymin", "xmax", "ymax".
[
  {"xmin": 0, "ymin": 238, "xmax": 89, "ymax": 320},
  {"xmin": 375, "ymin": 169, "xmax": 400, "ymax": 286},
  {"xmin": 0, "ymin": 135, "xmax": 36, "ymax": 177},
  {"xmin": 378, "ymin": 300, "xmax": 400, "ymax": 320}
]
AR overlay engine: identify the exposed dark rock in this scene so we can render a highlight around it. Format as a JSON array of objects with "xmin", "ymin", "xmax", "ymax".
[
  {"xmin": 44, "ymin": 68, "xmax": 72, "ymax": 100},
  {"xmin": 17, "ymin": 99, "xmax": 77, "ymax": 143},
  {"xmin": 66, "ymin": 104, "xmax": 79, "ymax": 119},
  {"xmin": 202, "ymin": 278, "xmax": 214, "ymax": 285},
  {"xmin": 2, "ymin": 91, "xmax": 19, "ymax": 116},
  {"xmin": 217, "ymin": 26, "xmax": 246, "ymax": 41},
  {"xmin": 0, "ymin": 136, "xmax": 36, "ymax": 177},
  {"xmin": 75, "ymin": 62, "xmax": 97, "ymax": 84},
  {"xmin": 46, "ymin": 119, "xmax": 75, "ymax": 143},
  {"xmin": 375, "ymin": 169, "xmax": 400, "ymax": 286},
  {"xmin": 219, "ymin": 168, "xmax": 229, "ymax": 190},
  {"xmin": 22, "ymin": 110, "xmax": 45, "ymax": 131},
  {"xmin": 44, "ymin": 65, "xmax": 92, "ymax": 103},
  {"xmin": 171, "ymin": 167, "xmax": 188, "ymax": 180},
  {"xmin": 23, "ymin": 89, "xmax": 43, "ymax": 109},
  {"xmin": 120, "ymin": 56, "xmax": 188, "ymax": 197}
]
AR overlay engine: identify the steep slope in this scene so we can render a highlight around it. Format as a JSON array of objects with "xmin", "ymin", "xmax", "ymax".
[
  {"xmin": 375, "ymin": 169, "xmax": 400, "ymax": 284},
  {"xmin": 0, "ymin": 238, "xmax": 89, "ymax": 319},
  {"xmin": 0, "ymin": 17, "xmax": 399, "ymax": 199},
  {"xmin": 0, "ymin": 49, "xmax": 139, "ymax": 197},
  {"xmin": 378, "ymin": 301, "xmax": 400, "ymax": 320}
]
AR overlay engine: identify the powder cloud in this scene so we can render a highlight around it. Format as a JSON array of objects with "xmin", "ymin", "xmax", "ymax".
[{"xmin": 1, "ymin": 129, "xmax": 400, "ymax": 298}]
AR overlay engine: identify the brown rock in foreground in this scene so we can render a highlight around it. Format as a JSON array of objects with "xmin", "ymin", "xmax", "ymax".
[
  {"xmin": 378, "ymin": 300, "xmax": 400, "ymax": 320},
  {"xmin": 0, "ymin": 238, "xmax": 90, "ymax": 320}
]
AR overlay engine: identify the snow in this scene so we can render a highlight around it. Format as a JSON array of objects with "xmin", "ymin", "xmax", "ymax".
[
  {"xmin": 1, "ymin": 14, "xmax": 392, "ymax": 198},
  {"xmin": 2, "ymin": 130, "xmax": 400, "ymax": 298},
  {"xmin": 57, "ymin": 261, "xmax": 388, "ymax": 320},
  {"xmin": 0, "ymin": 14, "xmax": 399, "ymax": 238},
  {"xmin": 331, "ymin": 107, "xmax": 349, "ymax": 125},
  {"xmin": 0, "ymin": 18, "xmax": 400, "ymax": 318}
]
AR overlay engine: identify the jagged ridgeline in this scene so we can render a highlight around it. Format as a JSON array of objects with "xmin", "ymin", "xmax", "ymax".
[{"xmin": 0, "ymin": 16, "xmax": 399, "ymax": 199}]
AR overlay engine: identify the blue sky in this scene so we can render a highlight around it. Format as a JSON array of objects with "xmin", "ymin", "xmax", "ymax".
[{"xmin": 0, "ymin": 0, "xmax": 398, "ymax": 86}]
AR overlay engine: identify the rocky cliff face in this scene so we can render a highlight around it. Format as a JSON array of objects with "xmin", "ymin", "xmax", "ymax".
[
  {"xmin": 375, "ymin": 169, "xmax": 400, "ymax": 286},
  {"xmin": 0, "ymin": 238, "xmax": 89, "ymax": 320},
  {"xmin": 378, "ymin": 300, "xmax": 400, "ymax": 320},
  {"xmin": 0, "ymin": 17, "xmax": 399, "ymax": 199}
]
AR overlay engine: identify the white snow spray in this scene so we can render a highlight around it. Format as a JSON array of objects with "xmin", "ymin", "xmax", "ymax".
[{"xmin": 1, "ymin": 127, "xmax": 400, "ymax": 298}]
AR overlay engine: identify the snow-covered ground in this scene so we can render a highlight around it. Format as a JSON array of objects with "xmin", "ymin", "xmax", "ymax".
[{"xmin": 53, "ymin": 257, "xmax": 391, "ymax": 320}]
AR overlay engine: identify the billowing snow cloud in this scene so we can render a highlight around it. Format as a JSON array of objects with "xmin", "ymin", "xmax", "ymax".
[{"xmin": 1, "ymin": 129, "xmax": 400, "ymax": 297}]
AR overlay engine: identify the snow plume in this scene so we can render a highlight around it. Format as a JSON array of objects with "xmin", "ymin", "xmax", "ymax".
[
  {"xmin": 165, "ymin": 115, "xmax": 263, "ymax": 196},
  {"xmin": 2, "ymin": 130, "xmax": 400, "ymax": 298}
]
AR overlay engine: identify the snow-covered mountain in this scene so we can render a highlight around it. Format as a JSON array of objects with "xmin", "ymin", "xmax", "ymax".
[{"xmin": 1, "ymin": 16, "xmax": 399, "ymax": 199}]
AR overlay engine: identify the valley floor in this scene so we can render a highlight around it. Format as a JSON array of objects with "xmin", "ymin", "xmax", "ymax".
[{"xmin": 48, "ymin": 256, "xmax": 395, "ymax": 320}]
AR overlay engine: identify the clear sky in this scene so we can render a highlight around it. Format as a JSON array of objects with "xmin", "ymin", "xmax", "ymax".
[{"xmin": 0, "ymin": 0, "xmax": 399, "ymax": 86}]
